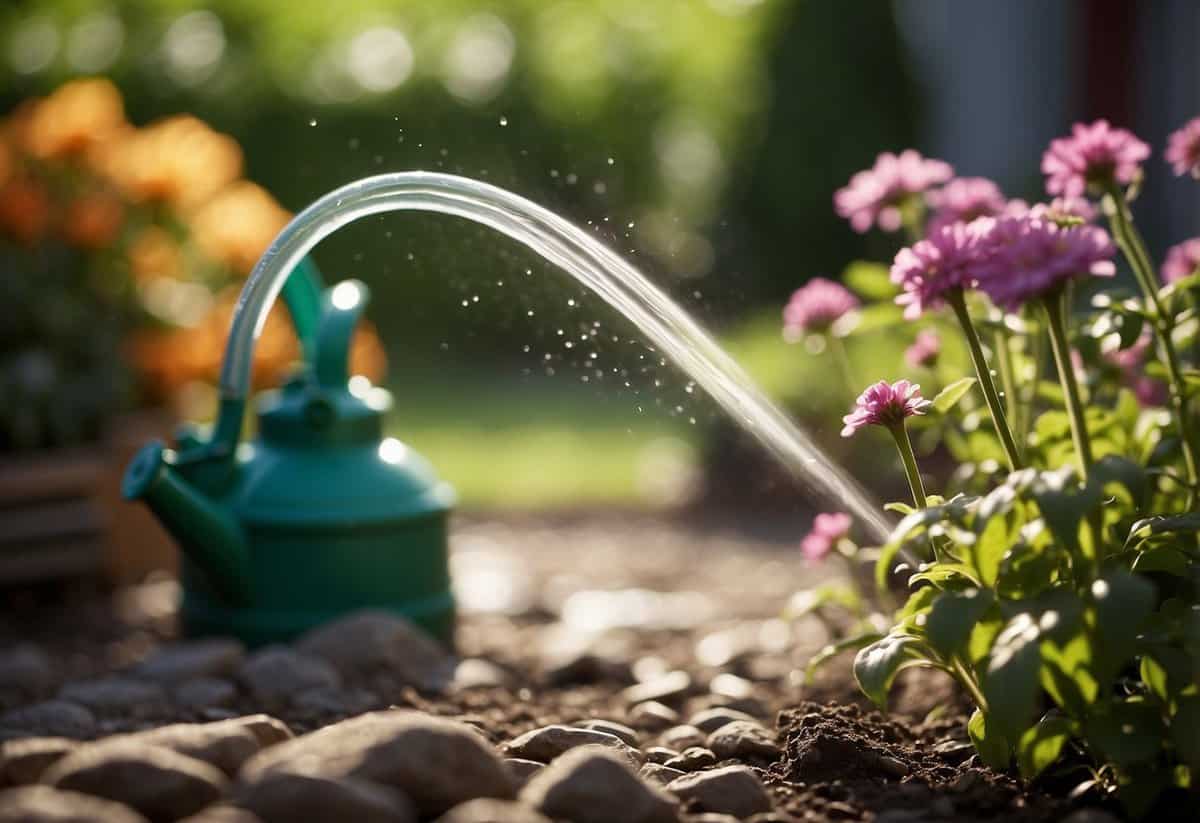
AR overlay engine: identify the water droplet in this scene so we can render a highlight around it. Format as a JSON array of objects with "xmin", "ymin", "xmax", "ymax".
[
  {"xmin": 607, "ymin": 157, "xmax": 615, "ymax": 165},
  {"xmin": 527, "ymin": 309, "xmax": 535, "ymax": 317},
  {"xmin": 593, "ymin": 181, "xmax": 607, "ymax": 195},
  {"xmin": 499, "ymin": 116, "xmax": 508, "ymax": 126},
  {"xmin": 308, "ymin": 118, "xmax": 318, "ymax": 127},
  {"xmin": 567, "ymin": 299, "xmax": 576, "ymax": 307}
]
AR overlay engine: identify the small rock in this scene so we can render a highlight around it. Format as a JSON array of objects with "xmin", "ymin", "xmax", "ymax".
[
  {"xmin": 291, "ymin": 686, "xmax": 377, "ymax": 715},
  {"xmin": 542, "ymin": 653, "xmax": 633, "ymax": 687},
  {"xmin": 1061, "ymin": 811, "xmax": 1123, "ymax": 823},
  {"xmin": 627, "ymin": 701, "xmax": 679, "ymax": 731},
  {"xmin": 295, "ymin": 611, "xmax": 452, "ymax": 690},
  {"xmin": 688, "ymin": 707, "xmax": 756, "ymax": 735},
  {"xmin": 666, "ymin": 765, "xmax": 772, "ymax": 817},
  {"xmin": 0, "ymin": 701, "xmax": 95, "ymax": 739},
  {"xmin": 238, "ymin": 648, "xmax": 341, "ymax": 705},
  {"xmin": 707, "ymin": 673, "xmax": 754, "ymax": 700},
  {"xmin": 118, "ymin": 718, "xmax": 265, "ymax": 775},
  {"xmin": 453, "ymin": 660, "xmax": 513, "ymax": 691},
  {"xmin": 231, "ymin": 715, "xmax": 292, "ymax": 748},
  {"xmin": 638, "ymin": 763, "xmax": 685, "ymax": 786},
  {"xmin": 876, "ymin": 755, "xmax": 909, "ymax": 778},
  {"xmin": 178, "ymin": 805, "xmax": 263, "ymax": 823},
  {"xmin": 503, "ymin": 759, "xmax": 544, "ymax": 787},
  {"xmin": 621, "ymin": 671, "xmax": 690, "ymax": 705},
  {"xmin": 643, "ymin": 747, "xmax": 678, "ymax": 765},
  {"xmin": 0, "ymin": 737, "xmax": 77, "ymax": 785},
  {"xmin": 519, "ymin": 748, "xmax": 677, "ymax": 823},
  {"xmin": 706, "ymin": 721, "xmax": 780, "ymax": 761},
  {"xmin": 236, "ymin": 771, "xmax": 416, "ymax": 823},
  {"xmin": 501, "ymin": 725, "xmax": 642, "ymax": 767},
  {"xmin": 135, "ymin": 640, "xmax": 245, "ymax": 684},
  {"xmin": 659, "ymin": 725, "xmax": 706, "ymax": 751},
  {"xmin": 689, "ymin": 815, "xmax": 740, "ymax": 823},
  {"xmin": 0, "ymin": 646, "xmax": 54, "ymax": 697},
  {"xmin": 434, "ymin": 798, "xmax": 552, "ymax": 823},
  {"xmin": 0, "ymin": 785, "xmax": 149, "ymax": 822},
  {"xmin": 664, "ymin": 747, "xmax": 717, "ymax": 772},
  {"xmin": 58, "ymin": 679, "xmax": 169, "ymax": 718},
  {"xmin": 574, "ymin": 719, "xmax": 639, "ymax": 747},
  {"xmin": 240, "ymin": 710, "xmax": 513, "ymax": 817},
  {"xmin": 42, "ymin": 740, "xmax": 227, "ymax": 821},
  {"xmin": 174, "ymin": 678, "xmax": 238, "ymax": 710}
]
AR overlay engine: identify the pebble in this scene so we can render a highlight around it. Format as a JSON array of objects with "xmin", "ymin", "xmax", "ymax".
[
  {"xmin": 707, "ymin": 673, "xmax": 754, "ymax": 700},
  {"xmin": 542, "ymin": 652, "xmax": 634, "ymax": 686},
  {"xmin": 231, "ymin": 715, "xmax": 292, "ymax": 747},
  {"xmin": 621, "ymin": 671, "xmax": 691, "ymax": 705},
  {"xmin": 666, "ymin": 765, "xmax": 772, "ymax": 817},
  {"xmin": 291, "ymin": 686, "xmax": 378, "ymax": 715},
  {"xmin": 689, "ymin": 815, "xmax": 741, "ymax": 823},
  {"xmin": 664, "ymin": 746, "xmax": 717, "ymax": 771},
  {"xmin": 434, "ymin": 798, "xmax": 553, "ymax": 823},
  {"xmin": 503, "ymin": 758, "xmax": 545, "ymax": 787},
  {"xmin": 0, "ymin": 700, "xmax": 96, "ymax": 738},
  {"xmin": 519, "ymin": 747, "xmax": 677, "ymax": 823},
  {"xmin": 237, "ymin": 647, "xmax": 341, "ymax": 705},
  {"xmin": 0, "ymin": 737, "xmax": 77, "ymax": 785},
  {"xmin": 501, "ymin": 725, "xmax": 642, "ymax": 767},
  {"xmin": 134, "ymin": 640, "xmax": 245, "ymax": 684},
  {"xmin": 706, "ymin": 721, "xmax": 780, "ymax": 761},
  {"xmin": 637, "ymin": 763, "xmax": 685, "ymax": 786},
  {"xmin": 627, "ymin": 701, "xmax": 679, "ymax": 731},
  {"xmin": 573, "ymin": 719, "xmax": 639, "ymax": 747},
  {"xmin": 659, "ymin": 724, "xmax": 706, "ymax": 751},
  {"xmin": 236, "ymin": 771, "xmax": 417, "ymax": 823},
  {"xmin": 240, "ymin": 710, "xmax": 513, "ymax": 817},
  {"xmin": 1061, "ymin": 811, "xmax": 1123, "ymax": 823},
  {"xmin": 177, "ymin": 805, "xmax": 263, "ymax": 823},
  {"xmin": 453, "ymin": 659, "xmax": 514, "ymax": 691},
  {"xmin": 116, "ymin": 717, "xmax": 265, "ymax": 775},
  {"xmin": 58, "ymin": 678, "xmax": 169, "ymax": 718},
  {"xmin": 174, "ymin": 678, "xmax": 238, "ymax": 710},
  {"xmin": 0, "ymin": 785, "xmax": 149, "ymax": 822},
  {"xmin": 42, "ymin": 740, "xmax": 227, "ymax": 821},
  {"xmin": 295, "ymin": 610, "xmax": 453, "ymax": 690},
  {"xmin": 0, "ymin": 646, "xmax": 54, "ymax": 697},
  {"xmin": 688, "ymin": 707, "xmax": 757, "ymax": 734},
  {"xmin": 643, "ymin": 746, "xmax": 678, "ymax": 765}
]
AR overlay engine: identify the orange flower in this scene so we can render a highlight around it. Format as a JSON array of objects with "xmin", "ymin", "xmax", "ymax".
[
  {"xmin": 128, "ymin": 226, "xmax": 184, "ymax": 281},
  {"xmin": 0, "ymin": 176, "xmax": 51, "ymax": 245},
  {"xmin": 110, "ymin": 115, "xmax": 242, "ymax": 209},
  {"xmin": 24, "ymin": 78, "xmax": 126, "ymax": 161},
  {"xmin": 190, "ymin": 181, "xmax": 291, "ymax": 274},
  {"xmin": 62, "ymin": 190, "xmax": 124, "ymax": 250}
]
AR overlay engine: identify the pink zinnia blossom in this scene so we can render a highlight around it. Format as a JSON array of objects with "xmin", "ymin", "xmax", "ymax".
[
  {"xmin": 1162, "ymin": 238, "xmax": 1200, "ymax": 284},
  {"xmin": 1106, "ymin": 333, "xmax": 1167, "ymax": 406},
  {"xmin": 1165, "ymin": 117, "xmax": 1200, "ymax": 178},
  {"xmin": 834, "ymin": 150, "xmax": 953, "ymax": 234},
  {"xmin": 1041, "ymin": 119, "xmax": 1150, "ymax": 198},
  {"xmin": 841, "ymin": 379, "xmax": 931, "ymax": 437},
  {"xmin": 782, "ymin": 277, "xmax": 860, "ymax": 340},
  {"xmin": 800, "ymin": 512, "xmax": 852, "ymax": 564},
  {"xmin": 1028, "ymin": 197, "xmax": 1098, "ymax": 224},
  {"xmin": 904, "ymin": 330, "xmax": 941, "ymax": 368},
  {"xmin": 972, "ymin": 215, "xmax": 1116, "ymax": 311},
  {"xmin": 926, "ymin": 177, "xmax": 1007, "ymax": 233},
  {"xmin": 890, "ymin": 218, "xmax": 994, "ymax": 319}
]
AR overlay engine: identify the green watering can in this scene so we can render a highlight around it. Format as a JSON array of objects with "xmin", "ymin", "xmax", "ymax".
[{"xmin": 122, "ymin": 259, "xmax": 456, "ymax": 647}]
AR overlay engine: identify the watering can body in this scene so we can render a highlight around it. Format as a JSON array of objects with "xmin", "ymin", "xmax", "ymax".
[{"xmin": 122, "ymin": 263, "xmax": 456, "ymax": 647}]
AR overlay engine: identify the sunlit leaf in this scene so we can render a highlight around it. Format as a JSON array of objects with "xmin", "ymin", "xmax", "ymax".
[
  {"xmin": 932, "ymin": 377, "xmax": 977, "ymax": 414},
  {"xmin": 983, "ymin": 613, "xmax": 1042, "ymax": 739},
  {"xmin": 854, "ymin": 633, "xmax": 931, "ymax": 708},
  {"xmin": 803, "ymin": 631, "xmax": 884, "ymax": 684},
  {"xmin": 1018, "ymin": 713, "xmax": 1075, "ymax": 779},
  {"xmin": 968, "ymin": 707, "xmax": 1011, "ymax": 770},
  {"xmin": 926, "ymin": 589, "xmax": 995, "ymax": 657},
  {"xmin": 842, "ymin": 260, "xmax": 897, "ymax": 300}
]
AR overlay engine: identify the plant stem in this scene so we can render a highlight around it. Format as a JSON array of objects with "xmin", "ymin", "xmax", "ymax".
[
  {"xmin": 951, "ymin": 656, "xmax": 989, "ymax": 714},
  {"xmin": 947, "ymin": 289, "xmax": 1024, "ymax": 471},
  {"xmin": 1042, "ymin": 290, "xmax": 1093, "ymax": 479},
  {"xmin": 889, "ymin": 423, "xmax": 927, "ymax": 509},
  {"xmin": 993, "ymin": 327, "xmax": 1021, "ymax": 446},
  {"xmin": 1105, "ymin": 184, "xmax": 1198, "ymax": 507}
]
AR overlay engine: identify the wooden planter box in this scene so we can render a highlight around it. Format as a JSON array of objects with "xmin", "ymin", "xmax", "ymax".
[{"xmin": 0, "ymin": 411, "xmax": 179, "ymax": 586}]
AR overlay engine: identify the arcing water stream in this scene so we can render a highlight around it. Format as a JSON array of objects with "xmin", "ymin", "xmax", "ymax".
[{"xmin": 220, "ymin": 172, "xmax": 892, "ymax": 542}]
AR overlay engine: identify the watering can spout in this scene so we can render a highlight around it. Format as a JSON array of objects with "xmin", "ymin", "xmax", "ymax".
[{"xmin": 122, "ymin": 441, "xmax": 252, "ymax": 605}]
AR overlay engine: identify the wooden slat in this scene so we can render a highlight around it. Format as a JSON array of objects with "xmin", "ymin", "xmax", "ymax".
[
  {"xmin": 0, "ymin": 451, "xmax": 104, "ymax": 504},
  {"xmin": 0, "ymin": 498, "xmax": 105, "ymax": 544}
]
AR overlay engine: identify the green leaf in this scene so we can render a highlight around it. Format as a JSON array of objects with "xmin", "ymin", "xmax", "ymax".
[
  {"xmin": 1041, "ymin": 633, "xmax": 1098, "ymax": 715},
  {"xmin": 973, "ymin": 512, "xmax": 1010, "ymax": 587},
  {"xmin": 932, "ymin": 377, "xmax": 978, "ymax": 414},
  {"xmin": 854, "ymin": 633, "xmax": 931, "ymax": 708},
  {"xmin": 1127, "ymin": 513, "xmax": 1200, "ymax": 544},
  {"xmin": 803, "ymin": 631, "xmax": 884, "ymax": 684},
  {"xmin": 1017, "ymin": 714, "xmax": 1074, "ymax": 779},
  {"xmin": 842, "ymin": 260, "xmax": 897, "ymax": 300},
  {"xmin": 926, "ymin": 589, "xmax": 995, "ymax": 657},
  {"xmin": 967, "ymin": 613, "xmax": 1004, "ymax": 667},
  {"xmin": 1138, "ymin": 646, "xmax": 1193, "ymax": 703},
  {"xmin": 896, "ymin": 586, "xmax": 938, "ymax": 621},
  {"xmin": 1031, "ymin": 469, "xmax": 1102, "ymax": 560},
  {"xmin": 1090, "ymin": 572, "xmax": 1156, "ymax": 681},
  {"xmin": 1132, "ymin": 546, "xmax": 1190, "ymax": 576},
  {"xmin": 983, "ymin": 613, "xmax": 1043, "ymax": 740},
  {"xmin": 843, "ymin": 302, "xmax": 905, "ymax": 335},
  {"xmin": 1171, "ymin": 696, "xmax": 1200, "ymax": 771},
  {"xmin": 1086, "ymin": 699, "xmax": 1163, "ymax": 768},
  {"xmin": 968, "ymin": 708, "xmax": 1011, "ymax": 770},
  {"xmin": 1091, "ymin": 454, "xmax": 1147, "ymax": 512}
]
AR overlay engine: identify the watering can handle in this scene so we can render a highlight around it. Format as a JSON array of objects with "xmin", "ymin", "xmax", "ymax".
[{"xmin": 315, "ymin": 280, "xmax": 371, "ymax": 388}]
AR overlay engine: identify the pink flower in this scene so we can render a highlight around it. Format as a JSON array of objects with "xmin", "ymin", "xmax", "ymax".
[
  {"xmin": 1165, "ymin": 116, "xmax": 1200, "ymax": 178},
  {"xmin": 834, "ymin": 150, "xmax": 953, "ymax": 233},
  {"xmin": 926, "ymin": 177, "xmax": 1007, "ymax": 233},
  {"xmin": 1106, "ymin": 333, "xmax": 1167, "ymax": 406},
  {"xmin": 782, "ymin": 277, "xmax": 860, "ymax": 339},
  {"xmin": 1028, "ymin": 197, "xmax": 1098, "ymax": 224},
  {"xmin": 1041, "ymin": 119, "xmax": 1150, "ymax": 198},
  {"xmin": 890, "ymin": 218, "xmax": 994, "ymax": 319},
  {"xmin": 841, "ymin": 379, "xmax": 931, "ymax": 437},
  {"xmin": 904, "ymin": 330, "xmax": 941, "ymax": 368},
  {"xmin": 1162, "ymin": 238, "xmax": 1200, "ymax": 284},
  {"xmin": 972, "ymin": 215, "xmax": 1116, "ymax": 311},
  {"xmin": 801, "ymin": 512, "xmax": 853, "ymax": 564}
]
